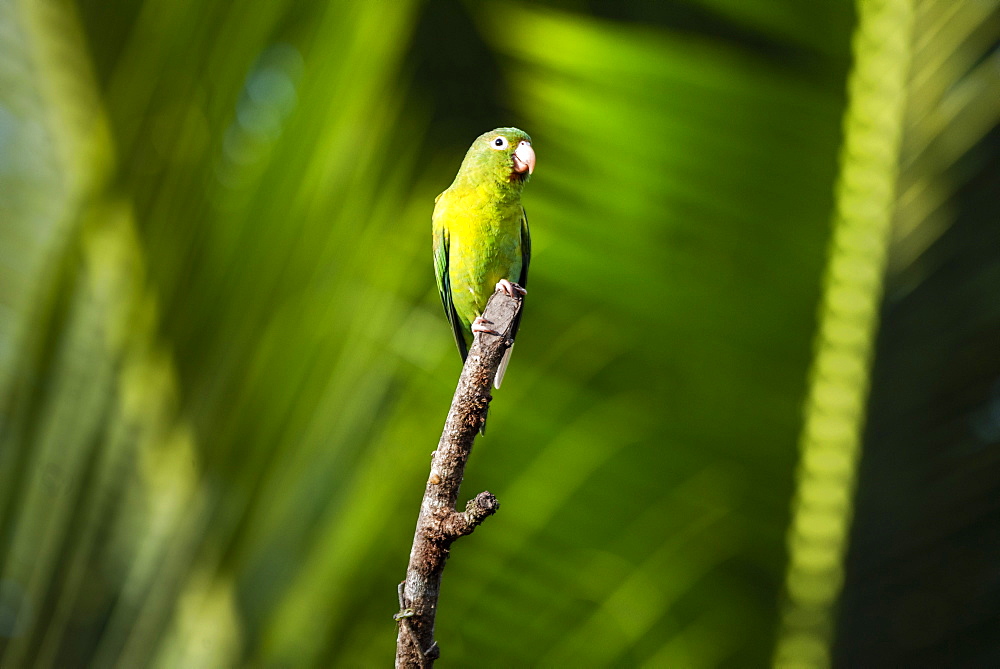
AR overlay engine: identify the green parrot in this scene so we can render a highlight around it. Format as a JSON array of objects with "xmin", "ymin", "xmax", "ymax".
[{"xmin": 433, "ymin": 127, "xmax": 535, "ymax": 393}]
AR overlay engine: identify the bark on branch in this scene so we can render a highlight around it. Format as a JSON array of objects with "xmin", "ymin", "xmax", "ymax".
[{"xmin": 394, "ymin": 288, "xmax": 523, "ymax": 668}]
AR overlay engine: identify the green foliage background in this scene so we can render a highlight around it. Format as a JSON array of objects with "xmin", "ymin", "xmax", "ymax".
[{"xmin": 0, "ymin": 0, "xmax": 996, "ymax": 667}]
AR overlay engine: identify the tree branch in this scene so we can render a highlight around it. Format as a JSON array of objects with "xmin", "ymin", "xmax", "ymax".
[{"xmin": 394, "ymin": 288, "xmax": 523, "ymax": 668}]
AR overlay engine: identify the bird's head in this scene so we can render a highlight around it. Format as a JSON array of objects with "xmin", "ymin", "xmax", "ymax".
[{"xmin": 459, "ymin": 127, "xmax": 535, "ymax": 190}]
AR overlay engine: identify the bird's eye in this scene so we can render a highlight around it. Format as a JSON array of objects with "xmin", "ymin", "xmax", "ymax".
[{"xmin": 491, "ymin": 136, "xmax": 509, "ymax": 150}]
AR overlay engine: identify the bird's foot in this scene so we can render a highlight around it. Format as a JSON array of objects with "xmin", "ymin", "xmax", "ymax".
[
  {"xmin": 471, "ymin": 316, "xmax": 500, "ymax": 336},
  {"xmin": 496, "ymin": 279, "xmax": 527, "ymax": 296}
]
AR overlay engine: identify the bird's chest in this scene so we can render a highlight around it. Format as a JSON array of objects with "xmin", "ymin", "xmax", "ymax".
[
  {"xmin": 452, "ymin": 196, "xmax": 519, "ymax": 258},
  {"xmin": 448, "ymin": 199, "xmax": 522, "ymax": 305}
]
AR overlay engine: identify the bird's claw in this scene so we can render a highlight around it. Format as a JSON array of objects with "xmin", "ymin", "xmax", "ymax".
[
  {"xmin": 471, "ymin": 316, "xmax": 500, "ymax": 336},
  {"xmin": 495, "ymin": 279, "xmax": 527, "ymax": 297}
]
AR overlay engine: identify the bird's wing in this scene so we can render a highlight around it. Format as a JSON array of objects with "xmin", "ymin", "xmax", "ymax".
[
  {"xmin": 518, "ymin": 206, "xmax": 531, "ymax": 288},
  {"xmin": 494, "ymin": 206, "xmax": 531, "ymax": 389},
  {"xmin": 433, "ymin": 223, "xmax": 469, "ymax": 361}
]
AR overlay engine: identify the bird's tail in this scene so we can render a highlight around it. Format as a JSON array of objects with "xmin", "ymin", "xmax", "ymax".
[{"xmin": 494, "ymin": 343, "xmax": 514, "ymax": 389}]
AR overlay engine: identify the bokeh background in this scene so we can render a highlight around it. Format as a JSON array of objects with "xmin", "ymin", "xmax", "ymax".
[{"xmin": 1, "ymin": 0, "xmax": 997, "ymax": 667}]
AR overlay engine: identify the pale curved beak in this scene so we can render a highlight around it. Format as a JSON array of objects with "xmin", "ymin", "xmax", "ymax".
[{"xmin": 512, "ymin": 141, "xmax": 535, "ymax": 175}]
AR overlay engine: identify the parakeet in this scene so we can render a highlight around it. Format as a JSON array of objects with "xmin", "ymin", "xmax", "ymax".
[{"xmin": 433, "ymin": 127, "xmax": 535, "ymax": 393}]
